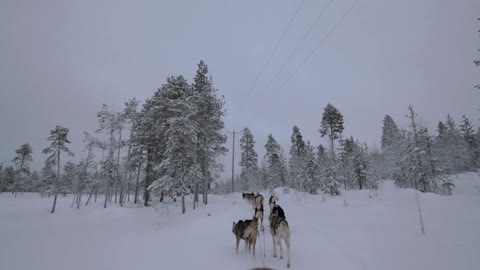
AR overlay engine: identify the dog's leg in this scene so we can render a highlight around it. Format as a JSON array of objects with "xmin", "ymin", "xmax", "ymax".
[
  {"xmin": 252, "ymin": 237, "xmax": 256, "ymax": 259},
  {"xmin": 285, "ymin": 237, "xmax": 291, "ymax": 268},
  {"xmin": 244, "ymin": 239, "xmax": 248, "ymax": 253},
  {"xmin": 278, "ymin": 235, "xmax": 283, "ymax": 259},
  {"xmin": 271, "ymin": 232, "xmax": 277, "ymax": 258},
  {"xmin": 236, "ymin": 237, "xmax": 240, "ymax": 254}
]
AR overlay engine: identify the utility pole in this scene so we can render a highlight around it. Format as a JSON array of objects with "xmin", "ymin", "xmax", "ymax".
[{"xmin": 227, "ymin": 129, "xmax": 240, "ymax": 193}]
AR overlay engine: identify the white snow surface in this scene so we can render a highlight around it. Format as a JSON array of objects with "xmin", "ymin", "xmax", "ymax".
[{"xmin": 1, "ymin": 173, "xmax": 480, "ymax": 270}]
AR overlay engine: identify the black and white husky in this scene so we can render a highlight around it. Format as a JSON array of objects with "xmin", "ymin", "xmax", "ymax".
[
  {"xmin": 269, "ymin": 194, "xmax": 279, "ymax": 211},
  {"xmin": 269, "ymin": 205, "xmax": 291, "ymax": 268}
]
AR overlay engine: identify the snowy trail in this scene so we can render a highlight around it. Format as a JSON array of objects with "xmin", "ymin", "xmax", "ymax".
[{"xmin": 1, "ymin": 173, "xmax": 480, "ymax": 270}]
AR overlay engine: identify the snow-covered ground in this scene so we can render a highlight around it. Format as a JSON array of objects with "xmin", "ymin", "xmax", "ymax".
[{"xmin": 1, "ymin": 173, "xmax": 480, "ymax": 270}]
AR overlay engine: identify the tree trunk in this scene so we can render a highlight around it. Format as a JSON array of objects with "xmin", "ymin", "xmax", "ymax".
[
  {"xmin": 86, "ymin": 186, "xmax": 95, "ymax": 206},
  {"xmin": 134, "ymin": 151, "xmax": 143, "ymax": 204},
  {"xmin": 144, "ymin": 148, "xmax": 153, "ymax": 207},
  {"xmin": 77, "ymin": 189, "xmax": 82, "ymax": 209},
  {"xmin": 182, "ymin": 195, "xmax": 186, "ymax": 214},
  {"xmin": 94, "ymin": 185, "xmax": 98, "ymax": 203},
  {"xmin": 51, "ymin": 147, "xmax": 61, "ymax": 214},
  {"xmin": 71, "ymin": 193, "xmax": 76, "ymax": 208}
]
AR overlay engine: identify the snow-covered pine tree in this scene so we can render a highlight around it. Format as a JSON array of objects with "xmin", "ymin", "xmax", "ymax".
[
  {"xmin": 148, "ymin": 75, "xmax": 202, "ymax": 213},
  {"xmin": 442, "ymin": 114, "xmax": 468, "ymax": 173},
  {"xmin": 289, "ymin": 125, "xmax": 306, "ymax": 191},
  {"xmin": 380, "ymin": 115, "xmax": 403, "ymax": 178},
  {"xmin": 337, "ymin": 136, "xmax": 355, "ymax": 190},
  {"xmin": 352, "ymin": 140, "xmax": 369, "ymax": 190},
  {"xmin": 239, "ymin": 127, "xmax": 258, "ymax": 191},
  {"xmin": 30, "ymin": 171, "xmax": 40, "ymax": 192},
  {"xmin": 43, "ymin": 125, "xmax": 74, "ymax": 214},
  {"xmin": 96, "ymin": 104, "xmax": 119, "ymax": 208},
  {"xmin": 264, "ymin": 134, "xmax": 286, "ymax": 190},
  {"xmin": 80, "ymin": 132, "xmax": 97, "ymax": 206},
  {"xmin": 3, "ymin": 166, "xmax": 16, "ymax": 193},
  {"xmin": 63, "ymin": 161, "xmax": 78, "ymax": 202},
  {"xmin": 39, "ymin": 160, "xmax": 56, "ymax": 197},
  {"xmin": 422, "ymin": 128, "xmax": 453, "ymax": 194},
  {"xmin": 303, "ymin": 141, "xmax": 321, "ymax": 194},
  {"xmin": 119, "ymin": 98, "xmax": 140, "ymax": 206},
  {"xmin": 322, "ymin": 155, "xmax": 340, "ymax": 196},
  {"xmin": 191, "ymin": 60, "xmax": 227, "ymax": 204},
  {"xmin": 11, "ymin": 143, "xmax": 33, "ymax": 196},
  {"xmin": 459, "ymin": 115, "xmax": 479, "ymax": 169},
  {"xmin": 320, "ymin": 103, "xmax": 344, "ymax": 157}
]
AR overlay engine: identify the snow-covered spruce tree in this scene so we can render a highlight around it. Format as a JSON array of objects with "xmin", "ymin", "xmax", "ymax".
[
  {"xmin": 303, "ymin": 141, "xmax": 321, "ymax": 194},
  {"xmin": 459, "ymin": 115, "xmax": 479, "ymax": 169},
  {"xmin": 264, "ymin": 134, "xmax": 287, "ymax": 190},
  {"xmin": 322, "ymin": 155, "xmax": 341, "ymax": 196},
  {"xmin": 43, "ymin": 125, "xmax": 74, "ymax": 214},
  {"xmin": 148, "ymin": 75, "xmax": 202, "ymax": 214},
  {"xmin": 289, "ymin": 125, "xmax": 307, "ymax": 191},
  {"xmin": 29, "ymin": 171, "xmax": 40, "ymax": 192},
  {"xmin": 0, "ymin": 163, "xmax": 4, "ymax": 192},
  {"xmin": 337, "ymin": 136, "xmax": 355, "ymax": 190},
  {"xmin": 2, "ymin": 166, "xmax": 16, "ymax": 193},
  {"xmin": 11, "ymin": 143, "xmax": 33, "ymax": 196},
  {"xmin": 380, "ymin": 115, "xmax": 403, "ymax": 178},
  {"xmin": 38, "ymin": 160, "xmax": 56, "ymax": 197},
  {"xmin": 320, "ymin": 103, "xmax": 344, "ymax": 158},
  {"xmin": 402, "ymin": 105, "xmax": 430, "ymax": 192},
  {"xmin": 422, "ymin": 128, "xmax": 453, "ymax": 194},
  {"xmin": 191, "ymin": 60, "xmax": 227, "ymax": 205},
  {"xmin": 352, "ymin": 140, "xmax": 368, "ymax": 190},
  {"xmin": 239, "ymin": 127, "xmax": 258, "ymax": 191},
  {"xmin": 442, "ymin": 114, "xmax": 468, "ymax": 172}
]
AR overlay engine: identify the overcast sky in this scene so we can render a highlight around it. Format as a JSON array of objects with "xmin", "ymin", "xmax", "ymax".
[{"xmin": 1, "ymin": 0, "xmax": 479, "ymax": 179}]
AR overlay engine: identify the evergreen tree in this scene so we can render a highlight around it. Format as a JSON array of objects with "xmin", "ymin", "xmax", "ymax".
[
  {"xmin": 320, "ymin": 103, "xmax": 344, "ymax": 157},
  {"xmin": 3, "ymin": 166, "xmax": 16, "ymax": 193},
  {"xmin": 38, "ymin": 160, "xmax": 56, "ymax": 197},
  {"xmin": 11, "ymin": 143, "xmax": 33, "ymax": 195},
  {"xmin": 43, "ymin": 125, "xmax": 74, "ymax": 214},
  {"xmin": 380, "ymin": 115, "xmax": 403, "ymax": 178},
  {"xmin": 239, "ymin": 127, "xmax": 258, "ymax": 191},
  {"xmin": 289, "ymin": 126, "xmax": 306, "ymax": 191},
  {"xmin": 264, "ymin": 134, "xmax": 286, "ymax": 190},
  {"xmin": 192, "ymin": 60, "xmax": 227, "ymax": 204},
  {"xmin": 459, "ymin": 115, "xmax": 479, "ymax": 169},
  {"xmin": 303, "ymin": 141, "xmax": 321, "ymax": 194},
  {"xmin": 322, "ymin": 156, "xmax": 340, "ymax": 196},
  {"xmin": 147, "ymin": 75, "xmax": 202, "ymax": 213}
]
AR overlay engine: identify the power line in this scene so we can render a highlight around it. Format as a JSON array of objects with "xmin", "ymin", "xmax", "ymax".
[
  {"xmin": 266, "ymin": 0, "xmax": 335, "ymax": 88},
  {"xmin": 243, "ymin": 0, "xmax": 306, "ymax": 101},
  {"xmin": 243, "ymin": 0, "xmax": 360, "ymax": 127},
  {"xmin": 277, "ymin": 0, "xmax": 361, "ymax": 91}
]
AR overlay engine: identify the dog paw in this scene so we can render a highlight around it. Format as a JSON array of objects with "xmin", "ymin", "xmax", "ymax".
[
  {"xmin": 287, "ymin": 264, "xmax": 290, "ymax": 268},
  {"xmin": 280, "ymin": 256, "xmax": 283, "ymax": 259},
  {"xmin": 273, "ymin": 254, "xmax": 277, "ymax": 258}
]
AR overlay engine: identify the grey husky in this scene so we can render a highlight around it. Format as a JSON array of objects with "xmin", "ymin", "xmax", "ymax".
[
  {"xmin": 232, "ymin": 210, "xmax": 262, "ymax": 258},
  {"xmin": 269, "ymin": 205, "xmax": 291, "ymax": 268}
]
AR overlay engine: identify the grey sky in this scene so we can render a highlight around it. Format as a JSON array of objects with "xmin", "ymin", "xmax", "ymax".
[{"xmin": 1, "ymin": 0, "xmax": 479, "ymax": 179}]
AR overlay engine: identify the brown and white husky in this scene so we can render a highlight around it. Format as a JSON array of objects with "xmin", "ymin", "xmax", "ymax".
[{"xmin": 269, "ymin": 205, "xmax": 291, "ymax": 268}]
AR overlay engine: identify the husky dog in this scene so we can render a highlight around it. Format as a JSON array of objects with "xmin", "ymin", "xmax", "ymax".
[
  {"xmin": 253, "ymin": 193, "xmax": 264, "ymax": 210},
  {"xmin": 254, "ymin": 207, "xmax": 264, "ymax": 231},
  {"xmin": 232, "ymin": 210, "xmax": 261, "ymax": 258},
  {"xmin": 269, "ymin": 205, "xmax": 291, "ymax": 268},
  {"xmin": 269, "ymin": 194, "xmax": 279, "ymax": 211}
]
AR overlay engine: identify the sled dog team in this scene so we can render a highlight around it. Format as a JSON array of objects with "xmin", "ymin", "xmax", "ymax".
[{"xmin": 233, "ymin": 192, "xmax": 291, "ymax": 268}]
